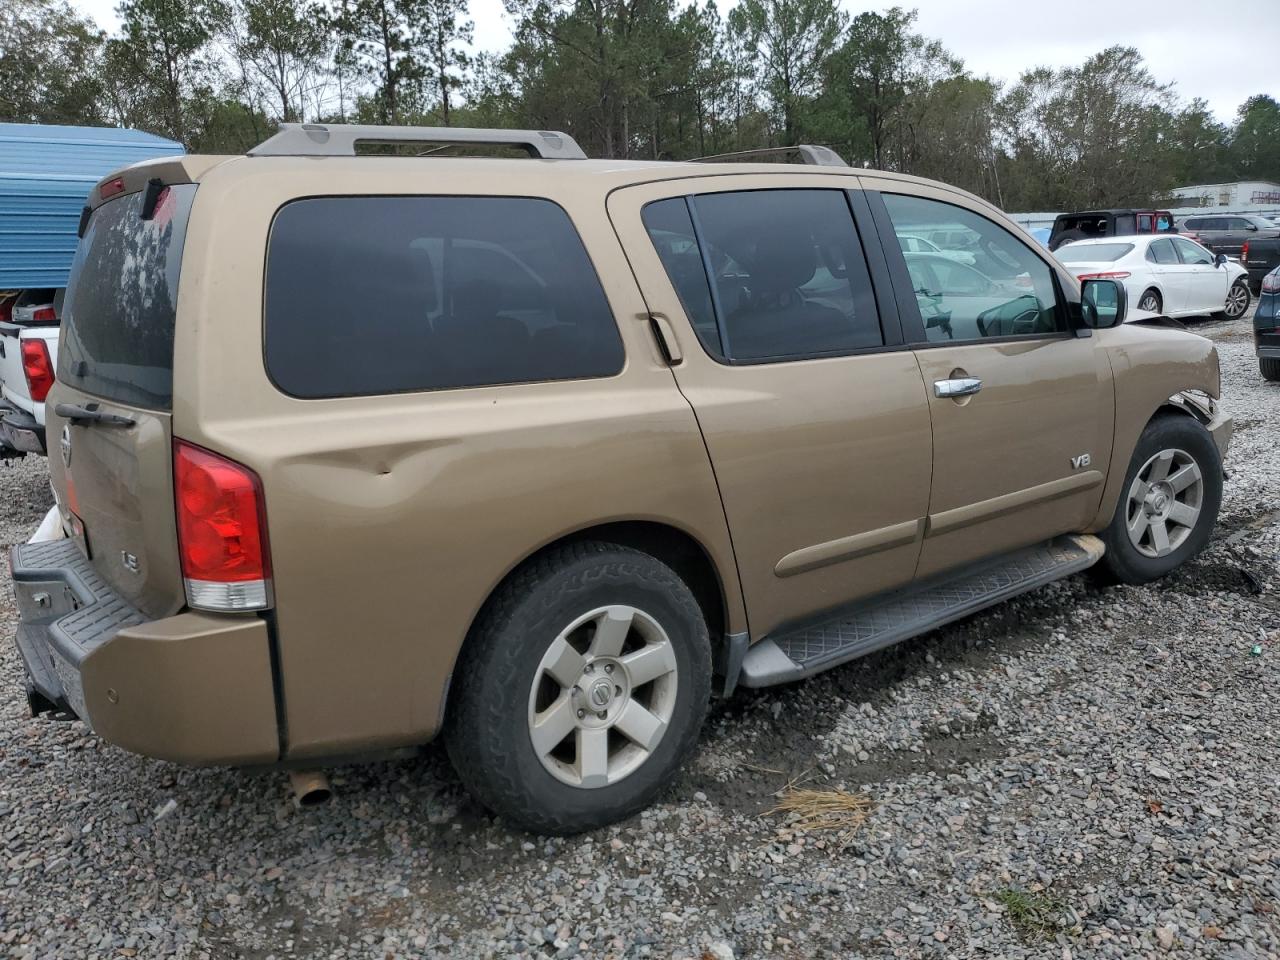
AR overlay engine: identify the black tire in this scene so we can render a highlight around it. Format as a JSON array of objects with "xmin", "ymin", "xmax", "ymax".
[
  {"xmin": 1262, "ymin": 357, "xmax": 1280, "ymax": 382},
  {"xmin": 1214, "ymin": 279, "xmax": 1250, "ymax": 321},
  {"xmin": 1095, "ymin": 414, "xmax": 1222, "ymax": 585},
  {"xmin": 445, "ymin": 542, "xmax": 712, "ymax": 834},
  {"xmin": 1137, "ymin": 288, "xmax": 1162, "ymax": 313}
]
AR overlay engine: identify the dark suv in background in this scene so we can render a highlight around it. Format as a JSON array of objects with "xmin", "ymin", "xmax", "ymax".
[
  {"xmin": 1177, "ymin": 215, "xmax": 1280, "ymax": 259},
  {"xmin": 1048, "ymin": 209, "xmax": 1177, "ymax": 252}
]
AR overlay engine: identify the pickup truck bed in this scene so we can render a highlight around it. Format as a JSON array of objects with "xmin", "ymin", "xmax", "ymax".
[
  {"xmin": 1243, "ymin": 237, "xmax": 1280, "ymax": 293},
  {"xmin": 0, "ymin": 320, "xmax": 57, "ymax": 456}
]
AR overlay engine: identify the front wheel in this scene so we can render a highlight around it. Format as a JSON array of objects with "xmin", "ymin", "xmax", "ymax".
[
  {"xmin": 1215, "ymin": 280, "xmax": 1250, "ymax": 320},
  {"xmin": 1095, "ymin": 414, "xmax": 1222, "ymax": 585},
  {"xmin": 445, "ymin": 542, "xmax": 712, "ymax": 834}
]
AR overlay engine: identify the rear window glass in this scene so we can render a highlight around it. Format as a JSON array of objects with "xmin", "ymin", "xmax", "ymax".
[
  {"xmin": 58, "ymin": 184, "xmax": 196, "ymax": 410},
  {"xmin": 1056, "ymin": 243, "xmax": 1133, "ymax": 262},
  {"xmin": 264, "ymin": 196, "xmax": 624, "ymax": 398}
]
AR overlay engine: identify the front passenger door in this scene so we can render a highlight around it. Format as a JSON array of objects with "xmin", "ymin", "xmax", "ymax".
[
  {"xmin": 867, "ymin": 183, "xmax": 1115, "ymax": 580},
  {"xmin": 1172, "ymin": 236, "xmax": 1225, "ymax": 315}
]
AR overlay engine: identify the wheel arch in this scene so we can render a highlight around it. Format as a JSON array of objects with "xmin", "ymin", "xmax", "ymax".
[
  {"xmin": 1090, "ymin": 323, "xmax": 1224, "ymax": 533},
  {"xmin": 443, "ymin": 518, "xmax": 745, "ymax": 725}
]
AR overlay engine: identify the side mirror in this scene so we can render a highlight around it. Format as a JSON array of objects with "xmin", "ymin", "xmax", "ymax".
[
  {"xmin": 1214, "ymin": 253, "xmax": 1227, "ymax": 268},
  {"xmin": 1081, "ymin": 278, "xmax": 1127, "ymax": 328}
]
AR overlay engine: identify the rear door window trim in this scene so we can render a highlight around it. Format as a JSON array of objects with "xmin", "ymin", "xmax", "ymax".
[{"xmin": 641, "ymin": 186, "xmax": 903, "ymax": 366}]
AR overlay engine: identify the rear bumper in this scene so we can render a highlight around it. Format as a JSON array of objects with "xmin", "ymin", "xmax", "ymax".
[
  {"xmin": 8, "ymin": 528, "xmax": 279, "ymax": 765},
  {"xmin": 0, "ymin": 401, "xmax": 45, "ymax": 456}
]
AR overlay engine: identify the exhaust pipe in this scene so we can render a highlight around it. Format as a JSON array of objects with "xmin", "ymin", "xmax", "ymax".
[{"xmin": 288, "ymin": 770, "xmax": 332, "ymax": 807}]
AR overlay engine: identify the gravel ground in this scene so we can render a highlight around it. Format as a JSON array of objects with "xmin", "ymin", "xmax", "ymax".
[{"xmin": 2, "ymin": 313, "xmax": 1278, "ymax": 960}]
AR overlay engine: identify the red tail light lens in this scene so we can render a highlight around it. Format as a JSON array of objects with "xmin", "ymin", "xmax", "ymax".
[
  {"xmin": 174, "ymin": 440, "xmax": 272, "ymax": 611},
  {"xmin": 29, "ymin": 306, "xmax": 56, "ymax": 323},
  {"xmin": 1242, "ymin": 241, "xmax": 1250, "ymax": 263},
  {"xmin": 1076, "ymin": 271, "xmax": 1131, "ymax": 281},
  {"xmin": 1263, "ymin": 273, "xmax": 1280, "ymax": 294},
  {"xmin": 20, "ymin": 339, "xmax": 54, "ymax": 402}
]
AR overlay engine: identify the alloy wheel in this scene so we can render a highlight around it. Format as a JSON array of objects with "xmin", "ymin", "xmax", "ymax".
[
  {"xmin": 527, "ymin": 605, "xmax": 679, "ymax": 789},
  {"xmin": 1224, "ymin": 283, "xmax": 1248, "ymax": 319},
  {"xmin": 1125, "ymin": 448, "xmax": 1203, "ymax": 559},
  {"xmin": 1138, "ymin": 292, "xmax": 1160, "ymax": 312}
]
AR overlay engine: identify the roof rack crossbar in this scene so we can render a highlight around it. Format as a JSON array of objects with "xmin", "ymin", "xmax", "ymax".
[
  {"xmin": 248, "ymin": 123, "xmax": 588, "ymax": 160},
  {"xmin": 691, "ymin": 145, "xmax": 848, "ymax": 168}
]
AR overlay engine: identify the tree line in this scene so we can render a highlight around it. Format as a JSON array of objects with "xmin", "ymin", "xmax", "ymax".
[{"xmin": 3, "ymin": 0, "xmax": 1279, "ymax": 212}]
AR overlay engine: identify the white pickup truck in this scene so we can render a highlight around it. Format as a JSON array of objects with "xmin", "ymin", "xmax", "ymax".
[{"xmin": 0, "ymin": 291, "xmax": 59, "ymax": 458}]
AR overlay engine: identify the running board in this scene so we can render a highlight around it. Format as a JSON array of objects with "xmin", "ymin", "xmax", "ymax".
[{"xmin": 739, "ymin": 534, "xmax": 1105, "ymax": 688}]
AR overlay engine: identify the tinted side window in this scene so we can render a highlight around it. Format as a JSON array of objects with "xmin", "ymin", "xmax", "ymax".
[
  {"xmin": 1137, "ymin": 215, "xmax": 1153, "ymax": 232},
  {"xmin": 645, "ymin": 189, "xmax": 883, "ymax": 362},
  {"xmin": 641, "ymin": 198, "xmax": 720, "ymax": 356},
  {"xmin": 265, "ymin": 197, "xmax": 624, "ymax": 397},
  {"xmin": 1173, "ymin": 237, "xmax": 1212, "ymax": 265},
  {"xmin": 882, "ymin": 193, "xmax": 1065, "ymax": 342},
  {"xmin": 1147, "ymin": 239, "xmax": 1177, "ymax": 264}
]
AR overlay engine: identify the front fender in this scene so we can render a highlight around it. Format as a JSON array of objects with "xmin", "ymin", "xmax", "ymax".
[{"xmin": 1089, "ymin": 324, "xmax": 1225, "ymax": 530}]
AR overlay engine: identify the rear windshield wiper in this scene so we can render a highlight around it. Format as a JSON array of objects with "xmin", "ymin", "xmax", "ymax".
[{"xmin": 54, "ymin": 403, "xmax": 136, "ymax": 428}]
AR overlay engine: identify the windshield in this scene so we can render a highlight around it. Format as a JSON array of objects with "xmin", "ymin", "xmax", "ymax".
[
  {"xmin": 58, "ymin": 184, "xmax": 196, "ymax": 410},
  {"xmin": 1057, "ymin": 243, "xmax": 1134, "ymax": 263}
]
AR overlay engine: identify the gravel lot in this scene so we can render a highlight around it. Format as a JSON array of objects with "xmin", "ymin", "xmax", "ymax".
[{"xmin": 2, "ymin": 313, "xmax": 1278, "ymax": 960}]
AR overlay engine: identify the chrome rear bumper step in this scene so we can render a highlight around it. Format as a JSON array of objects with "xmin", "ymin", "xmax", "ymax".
[{"xmin": 739, "ymin": 534, "xmax": 1105, "ymax": 688}]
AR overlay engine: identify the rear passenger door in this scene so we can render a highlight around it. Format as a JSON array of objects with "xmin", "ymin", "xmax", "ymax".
[
  {"xmin": 864, "ymin": 180, "xmax": 1114, "ymax": 580},
  {"xmin": 609, "ymin": 177, "xmax": 934, "ymax": 639},
  {"xmin": 1146, "ymin": 238, "xmax": 1187, "ymax": 313}
]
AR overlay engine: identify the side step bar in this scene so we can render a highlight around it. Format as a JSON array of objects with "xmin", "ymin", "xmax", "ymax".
[{"xmin": 739, "ymin": 534, "xmax": 1105, "ymax": 688}]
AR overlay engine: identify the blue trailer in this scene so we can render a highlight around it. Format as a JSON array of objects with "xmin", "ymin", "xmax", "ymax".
[
  {"xmin": 0, "ymin": 124, "xmax": 184, "ymax": 458},
  {"xmin": 0, "ymin": 123, "xmax": 185, "ymax": 292}
]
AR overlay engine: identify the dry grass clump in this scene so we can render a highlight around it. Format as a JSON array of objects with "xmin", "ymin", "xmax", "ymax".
[{"xmin": 766, "ymin": 786, "xmax": 872, "ymax": 840}]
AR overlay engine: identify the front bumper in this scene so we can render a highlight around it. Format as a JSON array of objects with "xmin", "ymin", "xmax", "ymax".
[
  {"xmin": 0, "ymin": 401, "xmax": 44, "ymax": 456},
  {"xmin": 8, "ymin": 525, "xmax": 279, "ymax": 765}
]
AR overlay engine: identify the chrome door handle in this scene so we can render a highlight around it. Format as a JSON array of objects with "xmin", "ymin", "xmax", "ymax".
[{"xmin": 934, "ymin": 377, "xmax": 983, "ymax": 398}]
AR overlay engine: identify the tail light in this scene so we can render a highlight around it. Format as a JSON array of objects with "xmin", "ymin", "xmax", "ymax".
[
  {"xmin": 1242, "ymin": 241, "xmax": 1250, "ymax": 263},
  {"xmin": 28, "ymin": 306, "xmax": 56, "ymax": 323},
  {"xmin": 174, "ymin": 440, "xmax": 272, "ymax": 611},
  {"xmin": 1076, "ymin": 271, "xmax": 1131, "ymax": 280},
  {"xmin": 1263, "ymin": 273, "xmax": 1279, "ymax": 294},
  {"xmin": 0, "ymin": 300, "xmax": 12, "ymax": 324},
  {"xmin": 20, "ymin": 339, "xmax": 54, "ymax": 402}
]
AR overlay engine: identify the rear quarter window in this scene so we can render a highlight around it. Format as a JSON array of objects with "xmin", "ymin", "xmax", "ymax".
[{"xmin": 264, "ymin": 196, "xmax": 625, "ymax": 398}]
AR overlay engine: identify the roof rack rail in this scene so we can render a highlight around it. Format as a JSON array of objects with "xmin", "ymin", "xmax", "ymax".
[
  {"xmin": 248, "ymin": 123, "xmax": 588, "ymax": 160},
  {"xmin": 691, "ymin": 145, "xmax": 848, "ymax": 168}
]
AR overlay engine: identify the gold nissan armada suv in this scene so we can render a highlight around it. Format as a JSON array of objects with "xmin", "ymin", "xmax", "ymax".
[{"xmin": 9, "ymin": 126, "xmax": 1232, "ymax": 833}]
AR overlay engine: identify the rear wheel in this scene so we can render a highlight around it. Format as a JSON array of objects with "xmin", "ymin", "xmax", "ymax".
[
  {"xmin": 1137, "ymin": 288, "xmax": 1162, "ymax": 313},
  {"xmin": 445, "ymin": 542, "xmax": 711, "ymax": 834},
  {"xmin": 1262, "ymin": 357, "xmax": 1280, "ymax": 382},
  {"xmin": 1215, "ymin": 280, "xmax": 1250, "ymax": 320},
  {"xmin": 1096, "ymin": 415, "xmax": 1221, "ymax": 585}
]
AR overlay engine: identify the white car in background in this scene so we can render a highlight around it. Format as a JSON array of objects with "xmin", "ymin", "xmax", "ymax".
[
  {"xmin": 1055, "ymin": 234, "xmax": 1252, "ymax": 321},
  {"xmin": 896, "ymin": 233, "xmax": 977, "ymax": 265}
]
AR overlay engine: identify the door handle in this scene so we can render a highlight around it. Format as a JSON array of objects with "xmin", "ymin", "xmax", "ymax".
[{"xmin": 934, "ymin": 377, "xmax": 983, "ymax": 398}]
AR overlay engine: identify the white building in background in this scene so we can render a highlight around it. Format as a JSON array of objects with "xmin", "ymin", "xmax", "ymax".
[{"xmin": 1170, "ymin": 180, "xmax": 1280, "ymax": 208}]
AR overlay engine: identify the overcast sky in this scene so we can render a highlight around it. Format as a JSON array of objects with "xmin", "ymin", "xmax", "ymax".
[{"xmin": 71, "ymin": 0, "xmax": 1275, "ymax": 122}]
